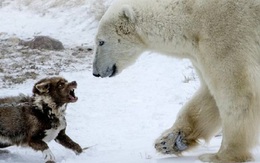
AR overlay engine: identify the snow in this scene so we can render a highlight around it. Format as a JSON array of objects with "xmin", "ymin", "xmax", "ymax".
[
  {"xmin": 0, "ymin": 1, "xmax": 259, "ymax": 163},
  {"xmin": 0, "ymin": 3, "xmax": 96, "ymax": 46}
]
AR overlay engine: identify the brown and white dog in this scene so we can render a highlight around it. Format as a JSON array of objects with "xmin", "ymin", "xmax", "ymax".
[{"xmin": 0, "ymin": 77, "xmax": 83, "ymax": 163}]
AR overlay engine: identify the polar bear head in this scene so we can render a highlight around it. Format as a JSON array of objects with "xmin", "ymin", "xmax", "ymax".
[{"xmin": 93, "ymin": 2, "xmax": 146, "ymax": 77}]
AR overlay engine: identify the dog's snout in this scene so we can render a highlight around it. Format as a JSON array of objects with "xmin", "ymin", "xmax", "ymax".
[{"xmin": 71, "ymin": 81, "xmax": 77, "ymax": 86}]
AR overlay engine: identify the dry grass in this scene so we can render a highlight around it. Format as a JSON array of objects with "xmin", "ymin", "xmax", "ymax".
[
  {"xmin": 0, "ymin": 36, "xmax": 93, "ymax": 88},
  {"xmin": 0, "ymin": 0, "xmax": 114, "ymax": 88}
]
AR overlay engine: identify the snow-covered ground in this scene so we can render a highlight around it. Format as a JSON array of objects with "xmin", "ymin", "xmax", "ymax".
[{"xmin": 0, "ymin": 1, "xmax": 260, "ymax": 163}]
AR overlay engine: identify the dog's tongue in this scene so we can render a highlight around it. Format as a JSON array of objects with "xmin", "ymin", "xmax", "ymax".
[
  {"xmin": 69, "ymin": 89, "xmax": 78, "ymax": 102},
  {"xmin": 69, "ymin": 95, "xmax": 78, "ymax": 102}
]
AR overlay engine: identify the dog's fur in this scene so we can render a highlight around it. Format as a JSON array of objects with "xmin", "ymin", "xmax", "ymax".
[{"xmin": 0, "ymin": 77, "xmax": 82, "ymax": 162}]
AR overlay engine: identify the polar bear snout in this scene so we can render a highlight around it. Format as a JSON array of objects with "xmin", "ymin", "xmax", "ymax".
[{"xmin": 93, "ymin": 63, "xmax": 117, "ymax": 78}]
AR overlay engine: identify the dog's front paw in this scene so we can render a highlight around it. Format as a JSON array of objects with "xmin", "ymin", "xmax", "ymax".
[
  {"xmin": 74, "ymin": 145, "xmax": 83, "ymax": 155},
  {"xmin": 155, "ymin": 130, "xmax": 188, "ymax": 155},
  {"xmin": 43, "ymin": 149, "xmax": 55, "ymax": 163},
  {"xmin": 45, "ymin": 161, "xmax": 55, "ymax": 163}
]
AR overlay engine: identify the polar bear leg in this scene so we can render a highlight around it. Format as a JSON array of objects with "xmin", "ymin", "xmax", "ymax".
[
  {"xmin": 155, "ymin": 86, "xmax": 222, "ymax": 155},
  {"xmin": 197, "ymin": 51, "xmax": 260, "ymax": 162},
  {"xmin": 199, "ymin": 92, "xmax": 256, "ymax": 162},
  {"xmin": 199, "ymin": 85, "xmax": 257, "ymax": 162}
]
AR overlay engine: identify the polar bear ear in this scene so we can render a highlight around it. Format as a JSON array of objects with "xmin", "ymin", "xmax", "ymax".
[{"xmin": 121, "ymin": 5, "xmax": 136, "ymax": 23}]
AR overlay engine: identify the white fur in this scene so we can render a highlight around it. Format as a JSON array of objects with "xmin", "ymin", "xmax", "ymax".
[
  {"xmin": 122, "ymin": 5, "xmax": 135, "ymax": 23},
  {"xmin": 43, "ymin": 115, "xmax": 66, "ymax": 143},
  {"xmin": 43, "ymin": 149, "xmax": 55, "ymax": 162},
  {"xmin": 34, "ymin": 94, "xmax": 67, "ymax": 142},
  {"xmin": 93, "ymin": 0, "xmax": 260, "ymax": 162},
  {"xmin": 34, "ymin": 95, "xmax": 55, "ymax": 110},
  {"xmin": 0, "ymin": 136, "xmax": 12, "ymax": 144},
  {"xmin": 34, "ymin": 94, "xmax": 67, "ymax": 116}
]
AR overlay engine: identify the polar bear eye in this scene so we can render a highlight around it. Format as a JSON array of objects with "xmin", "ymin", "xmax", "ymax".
[{"xmin": 99, "ymin": 41, "xmax": 105, "ymax": 46}]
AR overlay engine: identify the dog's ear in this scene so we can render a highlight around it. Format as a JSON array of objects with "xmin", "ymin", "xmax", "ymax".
[{"xmin": 35, "ymin": 81, "xmax": 50, "ymax": 93}]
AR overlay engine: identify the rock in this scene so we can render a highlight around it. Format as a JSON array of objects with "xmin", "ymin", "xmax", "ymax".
[{"xmin": 19, "ymin": 36, "xmax": 64, "ymax": 50}]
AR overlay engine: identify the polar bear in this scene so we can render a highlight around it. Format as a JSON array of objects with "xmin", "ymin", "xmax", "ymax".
[{"xmin": 92, "ymin": 0, "xmax": 260, "ymax": 162}]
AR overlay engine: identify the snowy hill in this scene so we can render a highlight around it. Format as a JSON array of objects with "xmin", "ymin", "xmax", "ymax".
[{"xmin": 0, "ymin": 0, "xmax": 260, "ymax": 163}]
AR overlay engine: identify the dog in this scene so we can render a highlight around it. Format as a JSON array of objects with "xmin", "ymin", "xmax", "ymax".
[{"xmin": 0, "ymin": 77, "xmax": 83, "ymax": 163}]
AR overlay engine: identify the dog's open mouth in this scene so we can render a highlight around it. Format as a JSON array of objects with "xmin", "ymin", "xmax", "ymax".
[
  {"xmin": 69, "ymin": 89, "xmax": 78, "ymax": 102},
  {"xmin": 68, "ymin": 84, "xmax": 78, "ymax": 103}
]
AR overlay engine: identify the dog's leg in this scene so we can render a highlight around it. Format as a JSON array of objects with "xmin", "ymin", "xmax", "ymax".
[
  {"xmin": 55, "ymin": 129, "xmax": 83, "ymax": 154},
  {"xmin": 28, "ymin": 140, "xmax": 55, "ymax": 163}
]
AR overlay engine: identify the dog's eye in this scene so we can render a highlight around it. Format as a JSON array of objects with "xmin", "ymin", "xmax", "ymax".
[
  {"xmin": 58, "ymin": 83, "xmax": 64, "ymax": 87},
  {"xmin": 99, "ymin": 41, "xmax": 105, "ymax": 46}
]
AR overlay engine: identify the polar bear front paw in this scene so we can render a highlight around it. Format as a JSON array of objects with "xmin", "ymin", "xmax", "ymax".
[{"xmin": 155, "ymin": 131, "xmax": 188, "ymax": 155}]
